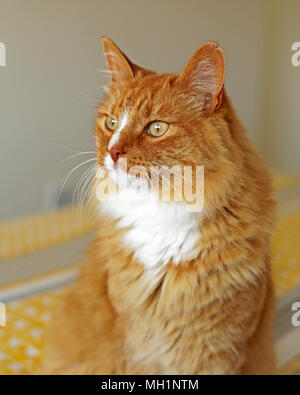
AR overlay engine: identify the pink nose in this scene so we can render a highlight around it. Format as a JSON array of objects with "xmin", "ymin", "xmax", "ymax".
[{"xmin": 109, "ymin": 143, "xmax": 124, "ymax": 164}]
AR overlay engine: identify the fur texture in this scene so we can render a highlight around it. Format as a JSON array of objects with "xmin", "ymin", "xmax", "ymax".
[{"xmin": 43, "ymin": 38, "xmax": 276, "ymax": 375}]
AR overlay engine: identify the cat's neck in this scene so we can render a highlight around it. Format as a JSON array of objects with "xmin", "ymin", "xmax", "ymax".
[{"xmin": 100, "ymin": 187, "xmax": 203, "ymax": 270}]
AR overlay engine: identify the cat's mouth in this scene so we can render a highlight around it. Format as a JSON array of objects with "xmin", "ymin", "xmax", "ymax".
[
  {"xmin": 104, "ymin": 154, "xmax": 118, "ymax": 173},
  {"xmin": 104, "ymin": 154, "xmax": 145, "ymax": 190}
]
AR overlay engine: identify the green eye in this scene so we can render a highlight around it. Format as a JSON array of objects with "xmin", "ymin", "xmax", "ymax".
[
  {"xmin": 147, "ymin": 121, "xmax": 169, "ymax": 137},
  {"xmin": 105, "ymin": 116, "xmax": 118, "ymax": 131}
]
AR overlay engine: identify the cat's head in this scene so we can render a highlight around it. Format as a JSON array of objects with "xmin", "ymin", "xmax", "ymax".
[{"xmin": 96, "ymin": 37, "xmax": 239, "ymax": 212}]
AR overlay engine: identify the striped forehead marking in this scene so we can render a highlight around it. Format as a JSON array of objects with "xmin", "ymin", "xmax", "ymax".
[{"xmin": 108, "ymin": 109, "xmax": 129, "ymax": 150}]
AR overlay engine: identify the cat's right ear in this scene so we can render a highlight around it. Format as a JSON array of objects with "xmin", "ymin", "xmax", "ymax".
[
  {"xmin": 178, "ymin": 42, "xmax": 225, "ymax": 114},
  {"xmin": 101, "ymin": 36, "xmax": 153, "ymax": 87}
]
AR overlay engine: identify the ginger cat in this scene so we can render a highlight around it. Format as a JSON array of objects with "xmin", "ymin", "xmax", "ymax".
[{"xmin": 43, "ymin": 37, "xmax": 276, "ymax": 375}]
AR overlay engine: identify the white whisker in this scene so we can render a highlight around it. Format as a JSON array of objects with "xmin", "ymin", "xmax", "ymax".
[
  {"xmin": 79, "ymin": 167, "xmax": 97, "ymax": 216},
  {"xmin": 59, "ymin": 151, "xmax": 96, "ymax": 165},
  {"xmin": 72, "ymin": 163, "xmax": 97, "ymax": 207},
  {"xmin": 78, "ymin": 164, "xmax": 97, "ymax": 206},
  {"xmin": 56, "ymin": 157, "xmax": 97, "ymax": 205}
]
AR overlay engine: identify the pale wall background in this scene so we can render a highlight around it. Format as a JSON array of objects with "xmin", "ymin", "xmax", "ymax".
[
  {"xmin": 261, "ymin": 0, "xmax": 300, "ymax": 172},
  {"xmin": 0, "ymin": 0, "xmax": 299, "ymax": 221}
]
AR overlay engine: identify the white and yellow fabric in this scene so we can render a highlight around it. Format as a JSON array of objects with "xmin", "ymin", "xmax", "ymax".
[
  {"xmin": 0, "ymin": 207, "xmax": 97, "ymax": 375},
  {"xmin": 0, "ymin": 207, "xmax": 97, "ymax": 262},
  {"xmin": 0, "ymin": 176, "xmax": 299, "ymax": 375},
  {"xmin": 0, "ymin": 288, "xmax": 62, "ymax": 374}
]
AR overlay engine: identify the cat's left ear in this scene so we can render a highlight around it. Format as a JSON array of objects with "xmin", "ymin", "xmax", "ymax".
[
  {"xmin": 101, "ymin": 36, "xmax": 153, "ymax": 87},
  {"xmin": 179, "ymin": 41, "xmax": 225, "ymax": 114}
]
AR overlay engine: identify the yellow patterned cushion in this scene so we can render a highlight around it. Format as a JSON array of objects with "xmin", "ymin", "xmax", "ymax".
[{"xmin": 0, "ymin": 289, "xmax": 62, "ymax": 374}]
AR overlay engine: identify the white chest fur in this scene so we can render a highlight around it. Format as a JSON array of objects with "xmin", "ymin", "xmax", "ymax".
[{"xmin": 100, "ymin": 188, "xmax": 201, "ymax": 269}]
